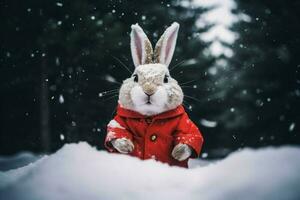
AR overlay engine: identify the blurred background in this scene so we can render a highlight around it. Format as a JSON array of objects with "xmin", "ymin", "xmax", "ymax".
[{"xmin": 0, "ymin": 0, "xmax": 299, "ymax": 159}]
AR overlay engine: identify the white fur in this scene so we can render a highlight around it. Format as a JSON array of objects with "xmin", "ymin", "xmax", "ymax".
[
  {"xmin": 130, "ymin": 23, "xmax": 151, "ymax": 67},
  {"xmin": 130, "ymin": 85, "xmax": 168, "ymax": 116},
  {"xmin": 111, "ymin": 138, "xmax": 134, "ymax": 154},
  {"xmin": 171, "ymin": 143, "xmax": 192, "ymax": 161},
  {"xmin": 156, "ymin": 22, "xmax": 179, "ymax": 66},
  {"xmin": 119, "ymin": 63, "xmax": 183, "ymax": 116},
  {"xmin": 119, "ymin": 23, "xmax": 183, "ymax": 116}
]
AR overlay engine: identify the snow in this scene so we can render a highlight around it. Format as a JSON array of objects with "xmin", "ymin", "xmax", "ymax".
[
  {"xmin": 200, "ymin": 25, "xmax": 237, "ymax": 44},
  {"xmin": 183, "ymin": 58, "xmax": 197, "ymax": 66},
  {"xmin": 192, "ymin": 0, "xmax": 239, "ymax": 58},
  {"xmin": 104, "ymin": 74, "xmax": 117, "ymax": 83},
  {"xmin": 190, "ymin": 0, "xmax": 251, "ymax": 75},
  {"xmin": 58, "ymin": 94, "xmax": 64, "ymax": 104},
  {"xmin": 55, "ymin": 57, "xmax": 60, "ymax": 66},
  {"xmin": 200, "ymin": 119, "xmax": 217, "ymax": 128},
  {"xmin": 1, "ymin": 142, "xmax": 300, "ymax": 200},
  {"xmin": 0, "ymin": 152, "xmax": 42, "ymax": 171},
  {"xmin": 200, "ymin": 152, "xmax": 208, "ymax": 158},
  {"xmin": 60, "ymin": 134, "xmax": 65, "ymax": 141},
  {"xmin": 56, "ymin": 2, "xmax": 63, "ymax": 7},
  {"xmin": 289, "ymin": 123, "xmax": 295, "ymax": 132}
]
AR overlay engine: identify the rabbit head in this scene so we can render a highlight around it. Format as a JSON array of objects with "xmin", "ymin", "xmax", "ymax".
[{"xmin": 118, "ymin": 22, "xmax": 183, "ymax": 116}]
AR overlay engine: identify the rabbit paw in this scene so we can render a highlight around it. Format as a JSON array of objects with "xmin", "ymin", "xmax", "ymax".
[
  {"xmin": 111, "ymin": 138, "xmax": 134, "ymax": 154},
  {"xmin": 172, "ymin": 143, "xmax": 192, "ymax": 161}
]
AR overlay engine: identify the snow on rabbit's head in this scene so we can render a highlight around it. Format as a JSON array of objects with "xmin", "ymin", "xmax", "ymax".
[{"xmin": 118, "ymin": 22, "xmax": 183, "ymax": 116}]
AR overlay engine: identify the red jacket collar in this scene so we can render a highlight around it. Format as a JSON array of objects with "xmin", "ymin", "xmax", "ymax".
[{"xmin": 117, "ymin": 104, "xmax": 185, "ymax": 119}]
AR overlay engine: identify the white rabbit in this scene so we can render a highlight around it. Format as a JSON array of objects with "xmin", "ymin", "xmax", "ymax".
[
  {"xmin": 106, "ymin": 22, "xmax": 204, "ymax": 166},
  {"xmin": 119, "ymin": 22, "xmax": 183, "ymax": 116}
]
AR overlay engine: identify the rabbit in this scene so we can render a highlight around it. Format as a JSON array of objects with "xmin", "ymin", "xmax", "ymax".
[{"xmin": 104, "ymin": 22, "xmax": 204, "ymax": 167}]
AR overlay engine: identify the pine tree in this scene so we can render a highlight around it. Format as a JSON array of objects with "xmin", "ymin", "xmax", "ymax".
[
  {"xmin": 225, "ymin": 0, "xmax": 300, "ymax": 149},
  {"xmin": 0, "ymin": 0, "xmax": 212, "ymax": 153}
]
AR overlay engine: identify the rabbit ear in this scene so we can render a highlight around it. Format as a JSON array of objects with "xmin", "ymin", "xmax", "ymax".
[
  {"xmin": 154, "ymin": 22, "xmax": 179, "ymax": 67},
  {"xmin": 130, "ymin": 24, "xmax": 153, "ymax": 67}
]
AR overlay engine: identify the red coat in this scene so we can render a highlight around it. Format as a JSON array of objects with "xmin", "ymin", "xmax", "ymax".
[{"xmin": 104, "ymin": 104, "xmax": 204, "ymax": 168}]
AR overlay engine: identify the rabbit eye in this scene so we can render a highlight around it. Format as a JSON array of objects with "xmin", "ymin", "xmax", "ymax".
[
  {"xmin": 133, "ymin": 74, "xmax": 138, "ymax": 82},
  {"xmin": 164, "ymin": 75, "xmax": 169, "ymax": 83}
]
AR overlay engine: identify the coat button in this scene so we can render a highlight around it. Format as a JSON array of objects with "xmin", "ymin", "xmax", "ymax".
[
  {"xmin": 145, "ymin": 118, "xmax": 152, "ymax": 124},
  {"xmin": 150, "ymin": 134, "xmax": 157, "ymax": 141}
]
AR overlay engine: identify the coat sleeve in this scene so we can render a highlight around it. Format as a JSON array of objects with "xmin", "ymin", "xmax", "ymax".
[
  {"xmin": 104, "ymin": 115, "xmax": 133, "ymax": 152},
  {"xmin": 173, "ymin": 112, "xmax": 204, "ymax": 158}
]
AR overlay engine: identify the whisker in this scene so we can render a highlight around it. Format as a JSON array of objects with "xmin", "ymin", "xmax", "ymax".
[
  {"xmin": 102, "ymin": 88, "xmax": 119, "ymax": 91},
  {"xmin": 184, "ymin": 94, "xmax": 202, "ymax": 103},
  {"xmin": 102, "ymin": 94, "xmax": 119, "ymax": 102},
  {"xmin": 107, "ymin": 80, "xmax": 122, "ymax": 85},
  {"xmin": 106, "ymin": 90, "xmax": 119, "ymax": 94},
  {"xmin": 98, "ymin": 91, "xmax": 119, "ymax": 98},
  {"xmin": 179, "ymin": 79, "xmax": 197, "ymax": 86},
  {"xmin": 112, "ymin": 56, "xmax": 133, "ymax": 74},
  {"xmin": 170, "ymin": 60, "xmax": 186, "ymax": 72},
  {"xmin": 172, "ymin": 73, "xmax": 185, "ymax": 80},
  {"xmin": 181, "ymin": 85, "xmax": 197, "ymax": 89},
  {"xmin": 99, "ymin": 88, "xmax": 120, "ymax": 95}
]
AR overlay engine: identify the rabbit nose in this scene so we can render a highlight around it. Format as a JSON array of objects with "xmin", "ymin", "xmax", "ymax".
[{"xmin": 143, "ymin": 83, "xmax": 156, "ymax": 96}]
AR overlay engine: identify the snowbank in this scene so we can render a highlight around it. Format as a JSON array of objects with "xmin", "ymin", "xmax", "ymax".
[
  {"xmin": 0, "ymin": 142, "xmax": 300, "ymax": 200},
  {"xmin": 0, "ymin": 152, "xmax": 42, "ymax": 171}
]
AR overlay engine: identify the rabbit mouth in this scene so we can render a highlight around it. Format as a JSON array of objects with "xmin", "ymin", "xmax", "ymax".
[
  {"xmin": 143, "ymin": 97, "xmax": 155, "ymax": 106},
  {"xmin": 129, "ymin": 85, "xmax": 169, "ymax": 115},
  {"xmin": 146, "ymin": 96, "xmax": 152, "ymax": 104}
]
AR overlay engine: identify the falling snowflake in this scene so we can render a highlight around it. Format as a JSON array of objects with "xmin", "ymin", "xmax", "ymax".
[
  {"xmin": 289, "ymin": 123, "xmax": 296, "ymax": 132},
  {"xmin": 59, "ymin": 95, "xmax": 64, "ymax": 104},
  {"xmin": 56, "ymin": 2, "xmax": 63, "ymax": 7},
  {"xmin": 60, "ymin": 134, "xmax": 65, "ymax": 141},
  {"xmin": 201, "ymin": 152, "xmax": 208, "ymax": 158},
  {"xmin": 200, "ymin": 119, "xmax": 217, "ymax": 128}
]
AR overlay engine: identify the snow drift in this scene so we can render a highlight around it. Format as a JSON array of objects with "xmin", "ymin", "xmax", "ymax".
[{"xmin": 0, "ymin": 142, "xmax": 300, "ymax": 200}]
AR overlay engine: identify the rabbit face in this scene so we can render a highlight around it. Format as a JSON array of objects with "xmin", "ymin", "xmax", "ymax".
[
  {"xmin": 119, "ymin": 63, "xmax": 183, "ymax": 116},
  {"xmin": 118, "ymin": 22, "xmax": 182, "ymax": 116}
]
